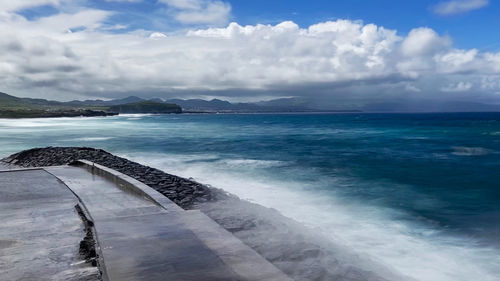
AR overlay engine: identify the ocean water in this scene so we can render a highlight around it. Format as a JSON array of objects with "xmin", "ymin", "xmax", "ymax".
[{"xmin": 1, "ymin": 113, "xmax": 500, "ymax": 280}]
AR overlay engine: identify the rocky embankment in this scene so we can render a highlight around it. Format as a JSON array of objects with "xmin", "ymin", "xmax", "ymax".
[
  {"xmin": 2, "ymin": 147, "xmax": 407, "ymax": 281},
  {"xmin": 2, "ymin": 147, "xmax": 214, "ymax": 209}
]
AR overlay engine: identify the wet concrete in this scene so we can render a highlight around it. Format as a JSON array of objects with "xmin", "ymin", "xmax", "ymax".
[
  {"xmin": 46, "ymin": 164, "xmax": 291, "ymax": 281},
  {"xmin": 0, "ymin": 162, "xmax": 291, "ymax": 281},
  {"xmin": 0, "ymin": 169, "xmax": 99, "ymax": 281}
]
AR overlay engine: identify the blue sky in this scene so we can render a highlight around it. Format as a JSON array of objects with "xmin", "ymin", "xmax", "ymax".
[
  {"xmin": 227, "ymin": 0, "xmax": 500, "ymax": 51},
  {"xmin": 20, "ymin": 0, "xmax": 499, "ymax": 50},
  {"xmin": 2, "ymin": 0, "xmax": 500, "ymax": 108}
]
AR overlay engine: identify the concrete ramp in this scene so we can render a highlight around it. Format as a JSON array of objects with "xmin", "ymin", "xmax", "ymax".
[{"xmin": 45, "ymin": 161, "xmax": 292, "ymax": 281}]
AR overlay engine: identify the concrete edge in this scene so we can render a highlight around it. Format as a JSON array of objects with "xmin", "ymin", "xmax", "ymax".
[
  {"xmin": 37, "ymin": 167, "xmax": 110, "ymax": 281},
  {"xmin": 71, "ymin": 160, "xmax": 292, "ymax": 281},
  {"xmin": 74, "ymin": 202, "xmax": 110, "ymax": 281},
  {"xmin": 74, "ymin": 160, "xmax": 184, "ymax": 213},
  {"xmin": 182, "ymin": 210, "xmax": 294, "ymax": 281},
  {"xmin": 0, "ymin": 165, "xmax": 69, "ymax": 173},
  {"xmin": 0, "ymin": 167, "xmax": 43, "ymax": 173}
]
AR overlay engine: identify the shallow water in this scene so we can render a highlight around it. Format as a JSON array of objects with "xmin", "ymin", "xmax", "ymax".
[{"xmin": 1, "ymin": 113, "xmax": 500, "ymax": 280}]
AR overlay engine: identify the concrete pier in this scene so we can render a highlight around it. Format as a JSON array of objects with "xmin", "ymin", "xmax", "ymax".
[{"xmin": 0, "ymin": 162, "xmax": 291, "ymax": 281}]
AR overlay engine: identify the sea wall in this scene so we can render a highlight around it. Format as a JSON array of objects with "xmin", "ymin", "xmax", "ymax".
[{"xmin": 3, "ymin": 147, "xmax": 214, "ymax": 209}]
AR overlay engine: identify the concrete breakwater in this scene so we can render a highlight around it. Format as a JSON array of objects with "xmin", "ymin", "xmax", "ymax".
[
  {"xmin": 2, "ymin": 147, "xmax": 407, "ymax": 281},
  {"xmin": 3, "ymin": 147, "xmax": 214, "ymax": 209},
  {"xmin": 1, "ymin": 160, "xmax": 290, "ymax": 281}
]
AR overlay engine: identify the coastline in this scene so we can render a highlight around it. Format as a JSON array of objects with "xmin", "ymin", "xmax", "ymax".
[
  {"xmin": 2, "ymin": 147, "xmax": 409, "ymax": 281},
  {"xmin": 0, "ymin": 109, "xmax": 118, "ymax": 119}
]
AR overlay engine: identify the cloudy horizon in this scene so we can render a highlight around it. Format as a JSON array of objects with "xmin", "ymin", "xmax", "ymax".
[{"xmin": 1, "ymin": 0, "xmax": 500, "ymax": 109}]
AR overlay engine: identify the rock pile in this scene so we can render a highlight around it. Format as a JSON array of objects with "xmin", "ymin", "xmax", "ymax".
[{"xmin": 2, "ymin": 147, "xmax": 215, "ymax": 209}]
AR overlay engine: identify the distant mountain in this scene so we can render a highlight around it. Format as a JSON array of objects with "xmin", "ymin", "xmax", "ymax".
[
  {"xmin": 164, "ymin": 97, "xmax": 324, "ymax": 112},
  {"xmin": 109, "ymin": 101, "xmax": 181, "ymax": 114},
  {"xmin": 0, "ymin": 92, "xmax": 355, "ymax": 113},
  {"xmin": 0, "ymin": 92, "xmax": 178, "ymax": 118},
  {"xmin": 67, "ymin": 96, "xmax": 144, "ymax": 106},
  {"xmin": 165, "ymin": 98, "xmax": 234, "ymax": 110},
  {"xmin": 0, "ymin": 92, "xmax": 63, "ymax": 108},
  {"xmin": 0, "ymin": 92, "xmax": 116, "ymax": 118},
  {"xmin": 5, "ymin": 91, "xmax": 497, "ymax": 114},
  {"xmin": 254, "ymin": 97, "xmax": 308, "ymax": 107},
  {"xmin": 149, "ymin": 98, "xmax": 165, "ymax": 103}
]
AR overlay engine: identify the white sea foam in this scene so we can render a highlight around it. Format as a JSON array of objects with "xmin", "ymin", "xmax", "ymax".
[
  {"xmin": 0, "ymin": 118, "xmax": 71, "ymax": 128},
  {"xmin": 222, "ymin": 159, "xmax": 288, "ymax": 168},
  {"xmin": 119, "ymin": 114, "xmax": 154, "ymax": 118},
  {"xmin": 129, "ymin": 152, "xmax": 500, "ymax": 281},
  {"xmin": 0, "ymin": 117, "xmax": 112, "ymax": 128},
  {"xmin": 63, "ymin": 137, "xmax": 115, "ymax": 142},
  {"xmin": 451, "ymin": 146, "xmax": 491, "ymax": 156}
]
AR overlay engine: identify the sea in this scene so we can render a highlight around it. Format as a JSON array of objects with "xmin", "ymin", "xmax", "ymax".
[{"xmin": 1, "ymin": 112, "xmax": 499, "ymax": 281}]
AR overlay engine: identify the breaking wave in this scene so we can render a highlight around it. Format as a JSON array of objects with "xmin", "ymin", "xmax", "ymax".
[{"xmin": 129, "ymin": 152, "xmax": 500, "ymax": 281}]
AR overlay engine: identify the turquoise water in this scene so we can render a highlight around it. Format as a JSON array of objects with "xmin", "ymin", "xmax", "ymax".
[{"xmin": 1, "ymin": 113, "xmax": 500, "ymax": 280}]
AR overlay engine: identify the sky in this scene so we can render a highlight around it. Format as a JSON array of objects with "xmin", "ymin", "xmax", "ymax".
[{"xmin": 1, "ymin": 0, "xmax": 500, "ymax": 108}]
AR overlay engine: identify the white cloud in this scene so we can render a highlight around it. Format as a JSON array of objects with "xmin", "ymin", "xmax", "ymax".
[
  {"xmin": 0, "ymin": 0, "xmax": 65, "ymax": 13},
  {"xmin": 105, "ymin": 0, "xmax": 142, "ymax": 2},
  {"xmin": 1, "ymin": 4, "xmax": 500, "ymax": 106},
  {"xmin": 401, "ymin": 28, "xmax": 450, "ymax": 57},
  {"xmin": 159, "ymin": 0, "xmax": 203, "ymax": 10},
  {"xmin": 159, "ymin": 0, "xmax": 231, "ymax": 25},
  {"xmin": 433, "ymin": 0, "xmax": 489, "ymax": 15},
  {"xmin": 442, "ymin": 81, "xmax": 473, "ymax": 92},
  {"xmin": 150, "ymin": 32, "xmax": 167, "ymax": 38},
  {"xmin": 405, "ymin": 84, "xmax": 422, "ymax": 93},
  {"xmin": 37, "ymin": 10, "xmax": 112, "ymax": 32}
]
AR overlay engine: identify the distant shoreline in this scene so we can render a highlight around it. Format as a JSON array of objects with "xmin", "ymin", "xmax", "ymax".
[{"xmin": 0, "ymin": 109, "xmax": 118, "ymax": 119}]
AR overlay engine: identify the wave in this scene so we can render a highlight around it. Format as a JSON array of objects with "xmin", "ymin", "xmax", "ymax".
[
  {"xmin": 222, "ymin": 159, "xmax": 288, "ymax": 168},
  {"xmin": 401, "ymin": 136, "xmax": 430, "ymax": 140},
  {"xmin": 451, "ymin": 146, "xmax": 491, "ymax": 156},
  {"xmin": 128, "ymin": 152, "xmax": 500, "ymax": 281},
  {"xmin": 0, "ymin": 116, "xmax": 116, "ymax": 129},
  {"xmin": 0, "ymin": 119, "xmax": 73, "ymax": 128},
  {"xmin": 118, "ymin": 114, "xmax": 154, "ymax": 118},
  {"xmin": 63, "ymin": 137, "xmax": 115, "ymax": 142}
]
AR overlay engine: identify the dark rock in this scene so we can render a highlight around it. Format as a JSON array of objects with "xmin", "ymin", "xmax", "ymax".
[{"xmin": 2, "ymin": 147, "xmax": 223, "ymax": 209}]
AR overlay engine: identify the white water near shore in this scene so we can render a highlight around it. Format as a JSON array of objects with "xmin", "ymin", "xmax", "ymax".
[{"xmin": 127, "ymin": 152, "xmax": 500, "ymax": 281}]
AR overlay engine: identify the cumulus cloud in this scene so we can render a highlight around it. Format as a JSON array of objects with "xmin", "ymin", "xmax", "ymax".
[
  {"xmin": 433, "ymin": 0, "xmax": 489, "ymax": 15},
  {"xmin": 159, "ymin": 0, "xmax": 231, "ymax": 25},
  {"xmin": 1, "ymin": 2, "xmax": 500, "ymax": 107},
  {"xmin": 401, "ymin": 28, "xmax": 450, "ymax": 57}
]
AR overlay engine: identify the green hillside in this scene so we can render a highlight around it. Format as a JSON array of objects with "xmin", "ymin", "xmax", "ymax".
[
  {"xmin": 0, "ymin": 92, "xmax": 102, "ymax": 118},
  {"xmin": 0, "ymin": 92, "xmax": 182, "ymax": 118},
  {"xmin": 0, "ymin": 92, "xmax": 65, "ymax": 109}
]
